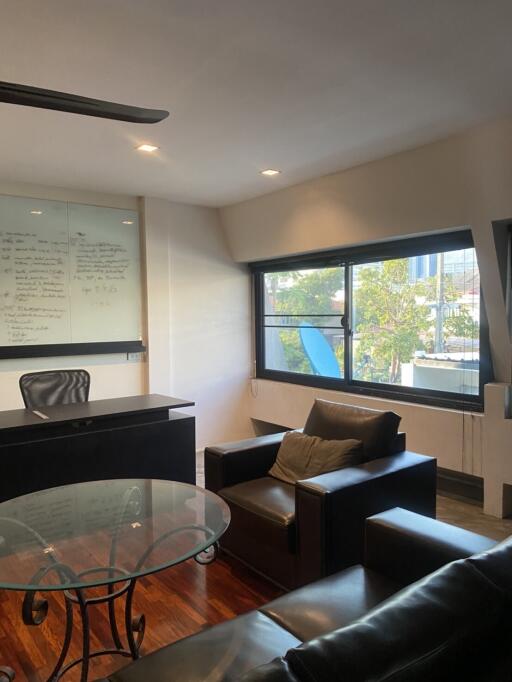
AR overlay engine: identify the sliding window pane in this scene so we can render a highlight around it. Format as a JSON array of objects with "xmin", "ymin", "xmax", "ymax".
[
  {"xmin": 351, "ymin": 248, "xmax": 480, "ymax": 395},
  {"xmin": 263, "ymin": 267, "xmax": 344, "ymax": 378}
]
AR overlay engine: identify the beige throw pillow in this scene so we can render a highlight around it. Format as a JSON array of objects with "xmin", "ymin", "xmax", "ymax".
[
  {"xmin": 304, "ymin": 399, "xmax": 401, "ymax": 462},
  {"xmin": 269, "ymin": 430, "xmax": 364, "ymax": 485}
]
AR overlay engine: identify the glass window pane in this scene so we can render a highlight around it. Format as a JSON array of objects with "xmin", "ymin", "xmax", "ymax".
[
  {"xmin": 351, "ymin": 248, "xmax": 480, "ymax": 395},
  {"xmin": 263, "ymin": 267, "xmax": 344, "ymax": 378}
]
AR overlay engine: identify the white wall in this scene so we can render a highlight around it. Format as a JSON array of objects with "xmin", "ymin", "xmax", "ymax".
[
  {"xmin": 143, "ymin": 197, "xmax": 252, "ymax": 448},
  {"xmin": 219, "ymin": 116, "xmax": 512, "ymax": 517},
  {"xmin": 0, "ymin": 181, "xmax": 146, "ymax": 409},
  {"xmin": 0, "ymin": 182, "xmax": 253, "ymax": 450}
]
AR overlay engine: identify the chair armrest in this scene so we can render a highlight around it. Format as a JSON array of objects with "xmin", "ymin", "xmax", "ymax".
[
  {"xmin": 364, "ymin": 507, "xmax": 496, "ymax": 585},
  {"xmin": 294, "ymin": 451, "xmax": 437, "ymax": 585},
  {"xmin": 204, "ymin": 432, "xmax": 287, "ymax": 493}
]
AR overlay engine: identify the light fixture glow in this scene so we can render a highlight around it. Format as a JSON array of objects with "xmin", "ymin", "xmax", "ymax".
[
  {"xmin": 136, "ymin": 143, "xmax": 159, "ymax": 152},
  {"xmin": 122, "ymin": 220, "xmax": 134, "ymax": 225},
  {"xmin": 260, "ymin": 169, "xmax": 280, "ymax": 176},
  {"xmin": 30, "ymin": 210, "xmax": 43, "ymax": 215}
]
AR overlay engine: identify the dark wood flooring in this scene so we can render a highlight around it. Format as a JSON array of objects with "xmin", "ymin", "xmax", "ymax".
[{"xmin": 0, "ymin": 551, "xmax": 281, "ymax": 682}]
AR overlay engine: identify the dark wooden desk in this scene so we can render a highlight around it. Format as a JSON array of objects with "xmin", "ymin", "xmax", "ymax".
[{"xmin": 0, "ymin": 394, "xmax": 196, "ymax": 501}]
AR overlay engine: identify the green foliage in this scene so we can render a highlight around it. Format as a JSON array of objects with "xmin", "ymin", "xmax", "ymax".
[
  {"xmin": 278, "ymin": 329, "xmax": 311, "ymax": 374},
  {"xmin": 267, "ymin": 268, "xmax": 343, "ymax": 315},
  {"xmin": 353, "ymin": 261, "xmax": 430, "ymax": 383},
  {"xmin": 266, "ymin": 259, "xmax": 477, "ymax": 382},
  {"xmin": 267, "ymin": 268, "xmax": 342, "ymax": 373},
  {"xmin": 440, "ymin": 278, "xmax": 479, "ymax": 342},
  {"xmin": 444, "ymin": 306, "xmax": 478, "ymax": 340}
]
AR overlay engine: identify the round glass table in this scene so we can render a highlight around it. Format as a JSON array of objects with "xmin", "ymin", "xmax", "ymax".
[{"xmin": 0, "ymin": 479, "xmax": 230, "ymax": 682}]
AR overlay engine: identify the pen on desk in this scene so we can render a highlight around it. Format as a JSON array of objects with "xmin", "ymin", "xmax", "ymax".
[{"xmin": 32, "ymin": 409, "xmax": 49, "ymax": 420}]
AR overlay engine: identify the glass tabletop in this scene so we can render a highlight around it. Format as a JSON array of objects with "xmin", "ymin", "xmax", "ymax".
[{"xmin": 0, "ymin": 479, "xmax": 230, "ymax": 591}]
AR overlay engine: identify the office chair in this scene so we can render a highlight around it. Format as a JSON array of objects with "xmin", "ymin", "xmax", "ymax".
[{"xmin": 19, "ymin": 369, "xmax": 90, "ymax": 410}]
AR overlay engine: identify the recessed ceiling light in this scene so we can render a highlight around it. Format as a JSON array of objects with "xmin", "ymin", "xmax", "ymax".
[
  {"xmin": 30, "ymin": 210, "xmax": 43, "ymax": 215},
  {"xmin": 260, "ymin": 169, "xmax": 280, "ymax": 176},
  {"xmin": 122, "ymin": 220, "xmax": 134, "ymax": 225},
  {"xmin": 136, "ymin": 144, "xmax": 159, "ymax": 152}
]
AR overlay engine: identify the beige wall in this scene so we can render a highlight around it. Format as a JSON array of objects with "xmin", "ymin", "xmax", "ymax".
[
  {"xmin": 143, "ymin": 197, "xmax": 252, "ymax": 448},
  {"xmin": 0, "ymin": 181, "xmax": 145, "ymax": 409},
  {"xmin": 0, "ymin": 182, "xmax": 254, "ymax": 450},
  {"xmin": 221, "ymin": 133, "xmax": 468, "ymax": 262},
  {"xmin": 221, "ymin": 118, "xmax": 512, "ymax": 383},
  {"xmin": 220, "ymin": 117, "xmax": 512, "ymax": 517},
  {"xmin": 251, "ymin": 380, "xmax": 483, "ymax": 476},
  {"xmin": 3, "ymin": 119, "xmax": 512, "ymax": 514},
  {"xmin": 0, "ymin": 182, "xmax": 254, "ymax": 451}
]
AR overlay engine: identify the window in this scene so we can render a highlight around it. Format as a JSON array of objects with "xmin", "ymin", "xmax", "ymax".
[
  {"xmin": 263, "ymin": 266, "xmax": 345, "ymax": 378},
  {"xmin": 253, "ymin": 231, "xmax": 490, "ymax": 410}
]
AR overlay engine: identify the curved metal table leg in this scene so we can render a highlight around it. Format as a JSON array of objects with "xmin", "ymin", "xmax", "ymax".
[
  {"xmin": 14, "ymin": 523, "xmax": 220, "ymax": 680},
  {"xmin": 22, "ymin": 571, "xmax": 145, "ymax": 681},
  {"xmin": 125, "ymin": 579, "xmax": 145, "ymax": 659},
  {"xmin": 107, "ymin": 582, "xmax": 124, "ymax": 652},
  {"xmin": 47, "ymin": 596, "xmax": 73, "ymax": 680}
]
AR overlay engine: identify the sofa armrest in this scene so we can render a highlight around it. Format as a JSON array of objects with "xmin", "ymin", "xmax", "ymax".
[
  {"xmin": 364, "ymin": 507, "xmax": 496, "ymax": 585},
  {"xmin": 294, "ymin": 451, "xmax": 437, "ymax": 585},
  {"xmin": 204, "ymin": 432, "xmax": 287, "ymax": 493},
  {"xmin": 389, "ymin": 431, "xmax": 406, "ymax": 454}
]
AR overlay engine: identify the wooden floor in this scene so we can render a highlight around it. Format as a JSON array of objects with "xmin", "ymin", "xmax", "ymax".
[
  {"xmin": 0, "ymin": 551, "xmax": 281, "ymax": 681},
  {"xmin": 1, "ymin": 464, "xmax": 511, "ymax": 681},
  {"xmin": 437, "ymin": 494, "xmax": 512, "ymax": 541}
]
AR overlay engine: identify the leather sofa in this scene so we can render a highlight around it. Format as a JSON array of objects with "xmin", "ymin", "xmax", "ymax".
[
  {"xmin": 99, "ymin": 507, "xmax": 508, "ymax": 682},
  {"xmin": 205, "ymin": 400, "xmax": 437, "ymax": 588}
]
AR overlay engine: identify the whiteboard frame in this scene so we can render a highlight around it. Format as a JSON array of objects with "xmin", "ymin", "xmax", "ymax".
[
  {"xmin": 0, "ymin": 194, "xmax": 145, "ymax": 359},
  {"xmin": 0, "ymin": 340, "xmax": 146, "ymax": 360}
]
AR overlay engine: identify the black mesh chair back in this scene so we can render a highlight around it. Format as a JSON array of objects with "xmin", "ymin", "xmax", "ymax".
[{"xmin": 19, "ymin": 370, "xmax": 91, "ymax": 410}]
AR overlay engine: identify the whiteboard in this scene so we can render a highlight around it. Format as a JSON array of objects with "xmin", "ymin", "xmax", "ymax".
[{"xmin": 0, "ymin": 195, "xmax": 142, "ymax": 350}]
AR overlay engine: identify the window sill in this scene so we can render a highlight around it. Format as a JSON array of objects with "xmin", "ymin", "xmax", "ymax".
[{"xmin": 256, "ymin": 369, "xmax": 484, "ymax": 413}]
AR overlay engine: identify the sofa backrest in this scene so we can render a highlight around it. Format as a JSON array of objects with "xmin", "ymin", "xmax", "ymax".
[
  {"xmin": 242, "ymin": 536, "xmax": 512, "ymax": 681},
  {"xmin": 304, "ymin": 399, "xmax": 401, "ymax": 461},
  {"xmin": 467, "ymin": 534, "xmax": 512, "ymax": 593},
  {"xmin": 282, "ymin": 557, "xmax": 510, "ymax": 681}
]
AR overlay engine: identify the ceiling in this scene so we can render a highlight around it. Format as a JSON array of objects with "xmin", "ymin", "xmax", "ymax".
[{"xmin": 1, "ymin": 0, "xmax": 512, "ymax": 207}]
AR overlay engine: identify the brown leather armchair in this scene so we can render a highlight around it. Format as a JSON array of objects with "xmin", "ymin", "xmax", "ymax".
[{"xmin": 205, "ymin": 399, "xmax": 437, "ymax": 589}]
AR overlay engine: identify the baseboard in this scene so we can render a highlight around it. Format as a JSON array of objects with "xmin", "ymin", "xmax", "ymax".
[{"xmin": 437, "ymin": 467, "xmax": 483, "ymax": 506}]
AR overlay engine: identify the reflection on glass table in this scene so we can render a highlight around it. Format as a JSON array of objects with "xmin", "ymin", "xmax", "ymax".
[{"xmin": 0, "ymin": 479, "xmax": 230, "ymax": 682}]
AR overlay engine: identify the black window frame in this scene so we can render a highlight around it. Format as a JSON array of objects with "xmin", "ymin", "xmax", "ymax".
[{"xmin": 251, "ymin": 230, "xmax": 492, "ymax": 412}]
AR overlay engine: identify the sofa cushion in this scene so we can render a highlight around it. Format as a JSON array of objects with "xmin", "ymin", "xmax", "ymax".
[
  {"xmin": 106, "ymin": 611, "xmax": 301, "ymax": 682},
  {"xmin": 304, "ymin": 399, "xmax": 401, "ymax": 461},
  {"xmin": 219, "ymin": 477, "xmax": 297, "ymax": 577},
  {"xmin": 220, "ymin": 477, "xmax": 295, "ymax": 527},
  {"xmin": 260, "ymin": 565, "xmax": 400, "ymax": 641},
  {"xmin": 238, "ymin": 659, "xmax": 300, "ymax": 681},
  {"xmin": 269, "ymin": 431, "xmax": 363, "ymax": 484},
  {"xmin": 284, "ymin": 559, "xmax": 509, "ymax": 682}
]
